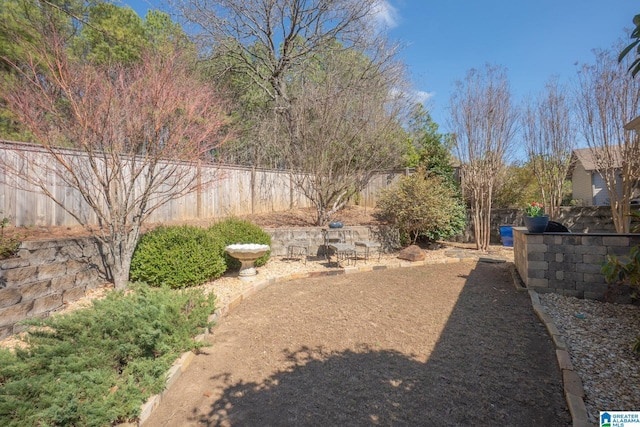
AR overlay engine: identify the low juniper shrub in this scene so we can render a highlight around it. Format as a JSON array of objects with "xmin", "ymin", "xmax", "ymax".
[{"xmin": 0, "ymin": 284, "xmax": 215, "ymax": 426}]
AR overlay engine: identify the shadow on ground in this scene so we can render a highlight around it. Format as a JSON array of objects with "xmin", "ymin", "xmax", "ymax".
[{"xmin": 146, "ymin": 262, "xmax": 571, "ymax": 427}]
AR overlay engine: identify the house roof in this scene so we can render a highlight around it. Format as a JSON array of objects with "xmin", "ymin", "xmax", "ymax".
[{"xmin": 570, "ymin": 146, "xmax": 624, "ymax": 172}]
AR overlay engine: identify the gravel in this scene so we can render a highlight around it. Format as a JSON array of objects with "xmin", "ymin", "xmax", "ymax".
[{"xmin": 539, "ymin": 293, "xmax": 640, "ymax": 424}]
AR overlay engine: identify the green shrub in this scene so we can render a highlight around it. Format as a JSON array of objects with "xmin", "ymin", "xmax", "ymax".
[
  {"xmin": 0, "ymin": 213, "xmax": 20, "ymax": 260},
  {"xmin": 0, "ymin": 285, "xmax": 215, "ymax": 426},
  {"xmin": 376, "ymin": 167, "xmax": 467, "ymax": 245},
  {"xmin": 209, "ymin": 218, "xmax": 271, "ymax": 269},
  {"xmin": 130, "ymin": 225, "xmax": 226, "ymax": 288}
]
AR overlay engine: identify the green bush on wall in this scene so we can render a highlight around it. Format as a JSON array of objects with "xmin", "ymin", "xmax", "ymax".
[
  {"xmin": 209, "ymin": 218, "xmax": 271, "ymax": 270},
  {"xmin": 130, "ymin": 225, "xmax": 226, "ymax": 288}
]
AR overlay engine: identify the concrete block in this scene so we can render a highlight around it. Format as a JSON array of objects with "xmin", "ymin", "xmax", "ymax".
[
  {"xmin": 526, "ymin": 243, "xmax": 547, "ymax": 252},
  {"xmin": 253, "ymin": 280, "xmax": 270, "ymax": 292},
  {"xmin": 602, "ymin": 236, "xmax": 630, "ymax": 246},
  {"xmin": 164, "ymin": 365, "xmax": 182, "ymax": 390},
  {"xmin": 565, "ymin": 392, "xmax": 590, "ymax": 427},
  {"xmin": 576, "ymin": 263, "xmax": 602, "ymax": 274},
  {"xmin": 583, "ymin": 273, "xmax": 605, "ymax": 284},
  {"xmin": 575, "ymin": 245, "xmax": 607, "ymax": 255},
  {"xmin": 527, "ymin": 261, "xmax": 548, "ymax": 270},
  {"xmin": 527, "ymin": 269, "xmax": 547, "ymax": 279},
  {"xmin": 548, "ymin": 244, "xmax": 575, "ymax": 254},
  {"xmin": 528, "ymin": 251, "xmax": 546, "ymax": 262},
  {"xmin": 543, "ymin": 235, "xmax": 564, "ymax": 245},
  {"xmin": 562, "ymin": 253, "xmax": 584, "ymax": 264},
  {"xmin": 581, "ymin": 235, "xmax": 602, "ymax": 246},
  {"xmin": 176, "ymin": 351, "xmax": 195, "ymax": 372},
  {"xmin": 555, "ymin": 253, "xmax": 564, "ymax": 263},
  {"xmin": 561, "ymin": 235, "xmax": 583, "ymax": 245},
  {"xmin": 527, "ymin": 278, "xmax": 549, "ymax": 287},
  {"xmin": 549, "ymin": 261, "xmax": 576, "ymax": 272},
  {"xmin": 526, "ymin": 235, "xmax": 545, "ymax": 244},
  {"xmin": 608, "ymin": 246, "xmax": 633, "ymax": 257},
  {"xmin": 564, "ymin": 272, "xmax": 584, "ymax": 282},
  {"xmin": 552, "ymin": 334, "xmax": 568, "ymax": 351},
  {"xmin": 562, "ymin": 370, "xmax": 585, "ymax": 398},
  {"xmin": 138, "ymin": 394, "xmax": 161, "ymax": 425},
  {"xmin": 582, "ymin": 254, "xmax": 605, "ymax": 265}
]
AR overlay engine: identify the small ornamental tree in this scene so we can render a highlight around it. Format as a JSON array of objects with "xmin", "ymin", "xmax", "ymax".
[
  {"xmin": 0, "ymin": 26, "xmax": 230, "ymax": 290},
  {"xmin": 376, "ymin": 167, "xmax": 467, "ymax": 245}
]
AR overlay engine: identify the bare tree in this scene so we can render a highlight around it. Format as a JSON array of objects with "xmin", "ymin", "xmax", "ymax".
[
  {"xmin": 284, "ymin": 45, "xmax": 408, "ymax": 224},
  {"xmin": 175, "ymin": 0, "xmax": 380, "ymax": 109},
  {"xmin": 176, "ymin": 0, "xmax": 409, "ymax": 224},
  {"xmin": 449, "ymin": 64, "xmax": 518, "ymax": 251},
  {"xmin": 522, "ymin": 77, "xmax": 576, "ymax": 219},
  {"xmin": 0, "ymin": 30, "xmax": 230, "ymax": 289},
  {"xmin": 576, "ymin": 45, "xmax": 640, "ymax": 233}
]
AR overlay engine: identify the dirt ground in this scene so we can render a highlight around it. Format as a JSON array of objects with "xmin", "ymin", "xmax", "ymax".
[
  {"xmin": 144, "ymin": 261, "xmax": 570, "ymax": 427},
  {"xmin": 3, "ymin": 206, "xmax": 383, "ymax": 242}
]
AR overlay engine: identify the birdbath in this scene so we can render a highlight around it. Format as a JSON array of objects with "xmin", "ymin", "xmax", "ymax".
[{"xmin": 225, "ymin": 243, "xmax": 270, "ymax": 279}]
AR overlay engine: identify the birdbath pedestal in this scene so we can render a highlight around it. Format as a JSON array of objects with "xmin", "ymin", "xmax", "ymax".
[{"xmin": 225, "ymin": 244, "xmax": 270, "ymax": 279}]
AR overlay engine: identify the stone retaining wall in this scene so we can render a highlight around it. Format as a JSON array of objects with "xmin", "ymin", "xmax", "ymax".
[
  {"xmin": 266, "ymin": 225, "xmax": 395, "ymax": 257},
  {"xmin": 0, "ymin": 237, "xmax": 108, "ymax": 339},
  {"xmin": 513, "ymin": 227, "xmax": 640, "ymax": 300},
  {"xmin": 0, "ymin": 226, "xmax": 392, "ymax": 339}
]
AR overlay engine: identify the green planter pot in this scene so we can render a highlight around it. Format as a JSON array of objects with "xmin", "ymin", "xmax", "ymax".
[{"xmin": 524, "ymin": 215, "xmax": 549, "ymax": 233}]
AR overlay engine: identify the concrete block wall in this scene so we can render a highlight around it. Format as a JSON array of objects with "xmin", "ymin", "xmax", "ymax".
[
  {"xmin": 0, "ymin": 237, "xmax": 108, "ymax": 340},
  {"xmin": 514, "ymin": 227, "xmax": 640, "ymax": 299}
]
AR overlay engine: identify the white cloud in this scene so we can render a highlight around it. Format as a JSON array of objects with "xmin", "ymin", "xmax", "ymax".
[
  {"xmin": 414, "ymin": 90, "xmax": 434, "ymax": 104},
  {"xmin": 372, "ymin": 0, "xmax": 400, "ymax": 29}
]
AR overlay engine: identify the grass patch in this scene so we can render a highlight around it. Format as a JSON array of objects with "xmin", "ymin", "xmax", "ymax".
[{"xmin": 0, "ymin": 284, "xmax": 215, "ymax": 426}]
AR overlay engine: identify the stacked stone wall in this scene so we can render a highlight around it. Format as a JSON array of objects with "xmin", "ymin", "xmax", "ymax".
[{"xmin": 0, "ymin": 238, "xmax": 107, "ymax": 339}]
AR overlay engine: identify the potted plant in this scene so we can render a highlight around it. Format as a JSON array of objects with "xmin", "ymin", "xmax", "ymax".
[{"xmin": 523, "ymin": 202, "xmax": 549, "ymax": 233}]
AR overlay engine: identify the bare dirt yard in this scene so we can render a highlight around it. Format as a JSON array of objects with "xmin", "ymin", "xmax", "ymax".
[{"xmin": 144, "ymin": 261, "xmax": 571, "ymax": 427}]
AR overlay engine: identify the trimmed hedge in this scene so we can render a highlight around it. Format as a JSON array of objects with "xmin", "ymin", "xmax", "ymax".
[{"xmin": 130, "ymin": 225, "xmax": 226, "ymax": 288}]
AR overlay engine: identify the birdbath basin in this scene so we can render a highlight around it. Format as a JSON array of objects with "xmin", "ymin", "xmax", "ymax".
[{"xmin": 225, "ymin": 244, "xmax": 270, "ymax": 278}]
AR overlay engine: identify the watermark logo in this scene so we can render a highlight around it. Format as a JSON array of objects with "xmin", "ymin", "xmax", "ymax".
[{"xmin": 600, "ymin": 411, "xmax": 640, "ymax": 427}]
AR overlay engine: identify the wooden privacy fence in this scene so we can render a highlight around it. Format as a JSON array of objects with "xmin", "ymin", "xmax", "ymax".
[{"xmin": 0, "ymin": 141, "xmax": 408, "ymax": 227}]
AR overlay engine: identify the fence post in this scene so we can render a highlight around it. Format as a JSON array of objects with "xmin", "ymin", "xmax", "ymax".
[{"xmin": 251, "ymin": 166, "xmax": 256, "ymax": 214}]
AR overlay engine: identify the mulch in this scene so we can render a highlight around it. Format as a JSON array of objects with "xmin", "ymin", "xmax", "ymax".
[{"xmin": 143, "ymin": 260, "xmax": 570, "ymax": 427}]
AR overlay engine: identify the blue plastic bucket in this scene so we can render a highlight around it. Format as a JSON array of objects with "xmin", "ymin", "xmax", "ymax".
[{"xmin": 499, "ymin": 225, "xmax": 514, "ymax": 247}]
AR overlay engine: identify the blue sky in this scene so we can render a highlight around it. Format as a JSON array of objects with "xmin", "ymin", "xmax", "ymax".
[{"xmin": 123, "ymin": 0, "xmax": 638, "ymax": 133}]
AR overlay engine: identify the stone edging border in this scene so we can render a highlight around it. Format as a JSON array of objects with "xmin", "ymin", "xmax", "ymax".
[{"xmin": 527, "ymin": 290, "xmax": 592, "ymax": 427}]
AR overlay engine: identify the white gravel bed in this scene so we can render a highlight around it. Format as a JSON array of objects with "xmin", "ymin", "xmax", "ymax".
[{"xmin": 539, "ymin": 293, "xmax": 640, "ymax": 424}]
